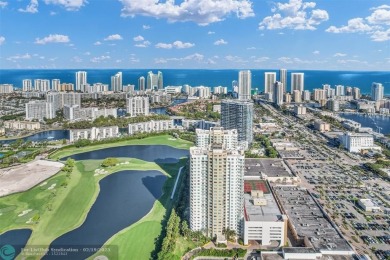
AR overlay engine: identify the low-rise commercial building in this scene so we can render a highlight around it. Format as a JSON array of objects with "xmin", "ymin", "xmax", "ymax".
[
  {"xmin": 340, "ymin": 132, "xmax": 382, "ymax": 153},
  {"xmin": 69, "ymin": 126, "xmax": 119, "ymax": 142},
  {"xmin": 273, "ymin": 186, "xmax": 354, "ymax": 256},
  {"xmin": 245, "ymin": 159, "xmax": 300, "ymax": 184},
  {"xmin": 358, "ymin": 199, "xmax": 381, "ymax": 212},
  {"xmin": 243, "ymin": 180, "xmax": 287, "ymax": 245}
]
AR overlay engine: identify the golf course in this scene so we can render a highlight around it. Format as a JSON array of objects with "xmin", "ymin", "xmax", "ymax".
[{"xmin": 0, "ymin": 135, "xmax": 192, "ymax": 260}]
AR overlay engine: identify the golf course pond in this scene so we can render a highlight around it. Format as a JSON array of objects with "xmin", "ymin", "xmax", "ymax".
[
  {"xmin": 62, "ymin": 144, "xmax": 189, "ymax": 164},
  {"xmin": 0, "ymin": 229, "xmax": 32, "ymax": 258},
  {"xmin": 44, "ymin": 144, "xmax": 188, "ymax": 259},
  {"xmin": 44, "ymin": 170, "xmax": 166, "ymax": 259}
]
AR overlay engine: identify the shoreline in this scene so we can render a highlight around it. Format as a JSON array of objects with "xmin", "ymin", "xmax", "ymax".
[{"xmin": 338, "ymin": 112, "xmax": 390, "ymax": 117}]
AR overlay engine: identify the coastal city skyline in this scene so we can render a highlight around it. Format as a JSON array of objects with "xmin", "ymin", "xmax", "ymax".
[{"xmin": 1, "ymin": 0, "xmax": 390, "ymax": 70}]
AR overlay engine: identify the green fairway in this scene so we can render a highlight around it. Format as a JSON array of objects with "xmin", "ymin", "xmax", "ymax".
[
  {"xmin": 0, "ymin": 135, "xmax": 191, "ymax": 260},
  {"xmin": 50, "ymin": 135, "xmax": 192, "ymax": 160}
]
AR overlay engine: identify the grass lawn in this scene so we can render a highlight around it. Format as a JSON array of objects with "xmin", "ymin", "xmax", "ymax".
[
  {"xmin": 0, "ymin": 136, "xmax": 191, "ymax": 259},
  {"xmin": 50, "ymin": 135, "xmax": 192, "ymax": 160}
]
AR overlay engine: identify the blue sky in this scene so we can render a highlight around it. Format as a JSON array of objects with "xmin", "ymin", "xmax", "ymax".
[{"xmin": 0, "ymin": 0, "xmax": 389, "ymax": 70}]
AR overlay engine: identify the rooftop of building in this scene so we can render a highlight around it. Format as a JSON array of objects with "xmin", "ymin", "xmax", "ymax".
[
  {"xmin": 359, "ymin": 198, "xmax": 379, "ymax": 207},
  {"xmin": 244, "ymin": 193, "xmax": 283, "ymax": 222},
  {"xmin": 245, "ymin": 158, "xmax": 293, "ymax": 178},
  {"xmin": 344, "ymin": 132, "xmax": 373, "ymax": 137},
  {"xmin": 244, "ymin": 180, "xmax": 282, "ymax": 222},
  {"xmin": 273, "ymin": 186, "xmax": 353, "ymax": 253},
  {"xmin": 261, "ymin": 252, "xmax": 354, "ymax": 260}
]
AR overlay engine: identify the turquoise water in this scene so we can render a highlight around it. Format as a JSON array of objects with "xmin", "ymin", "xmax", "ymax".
[{"xmin": 0, "ymin": 153, "xmax": 3, "ymax": 158}]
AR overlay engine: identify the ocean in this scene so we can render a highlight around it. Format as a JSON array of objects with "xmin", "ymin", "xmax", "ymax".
[{"xmin": 0, "ymin": 69, "xmax": 389, "ymax": 94}]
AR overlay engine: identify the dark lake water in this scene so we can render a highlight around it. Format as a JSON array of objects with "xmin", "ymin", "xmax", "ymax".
[
  {"xmin": 339, "ymin": 113, "xmax": 390, "ymax": 134},
  {"xmin": 0, "ymin": 130, "xmax": 69, "ymax": 145},
  {"xmin": 43, "ymin": 170, "xmax": 166, "ymax": 260},
  {"xmin": 62, "ymin": 144, "xmax": 189, "ymax": 163},
  {"xmin": 0, "ymin": 229, "xmax": 32, "ymax": 259}
]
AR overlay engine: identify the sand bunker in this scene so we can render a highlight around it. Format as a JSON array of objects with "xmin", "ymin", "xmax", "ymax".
[{"xmin": 0, "ymin": 160, "xmax": 64, "ymax": 197}]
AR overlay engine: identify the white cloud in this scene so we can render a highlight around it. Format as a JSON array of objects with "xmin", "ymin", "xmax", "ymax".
[
  {"xmin": 50, "ymin": 11, "xmax": 57, "ymax": 15},
  {"xmin": 259, "ymin": 0, "xmax": 329, "ymax": 30},
  {"xmin": 326, "ymin": 5, "xmax": 390, "ymax": 42},
  {"xmin": 135, "ymin": 41, "xmax": 151, "ymax": 48},
  {"xmin": 173, "ymin": 41, "xmax": 195, "ymax": 48},
  {"xmin": 94, "ymin": 41, "xmax": 102, "ymax": 45},
  {"xmin": 371, "ymin": 28, "xmax": 390, "ymax": 42},
  {"xmin": 72, "ymin": 56, "xmax": 82, "ymax": 63},
  {"xmin": 7, "ymin": 53, "xmax": 32, "ymax": 62},
  {"xmin": 104, "ymin": 34, "xmax": 123, "ymax": 41},
  {"xmin": 337, "ymin": 59, "xmax": 366, "ymax": 64},
  {"xmin": 247, "ymin": 47, "xmax": 256, "ymax": 50},
  {"xmin": 142, "ymin": 25, "xmax": 151, "ymax": 30},
  {"xmin": 370, "ymin": 5, "xmax": 390, "ymax": 10},
  {"xmin": 326, "ymin": 18, "xmax": 374, "ymax": 33},
  {"xmin": 154, "ymin": 53, "xmax": 204, "ymax": 64},
  {"xmin": 133, "ymin": 35, "xmax": 144, "ymax": 41},
  {"xmin": 366, "ymin": 9, "xmax": 390, "ymax": 25},
  {"xmin": 155, "ymin": 41, "xmax": 194, "ymax": 49},
  {"xmin": 208, "ymin": 31, "xmax": 215, "ymax": 35},
  {"xmin": 155, "ymin": 43, "xmax": 172, "ymax": 49},
  {"xmin": 312, "ymin": 50, "xmax": 320, "ymax": 54},
  {"xmin": 333, "ymin": 53, "xmax": 347, "ymax": 57},
  {"xmin": 253, "ymin": 56, "xmax": 270, "ymax": 63},
  {"xmin": 129, "ymin": 56, "xmax": 140, "ymax": 63},
  {"xmin": 207, "ymin": 58, "xmax": 216, "ymax": 64},
  {"xmin": 84, "ymin": 51, "xmax": 91, "ymax": 55},
  {"xmin": 35, "ymin": 34, "xmax": 70, "ymax": 44},
  {"xmin": 0, "ymin": 1, "xmax": 8, "ymax": 8},
  {"xmin": 0, "ymin": 36, "xmax": 5, "ymax": 45},
  {"xmin": 119, "ymin": 0, "xmax": 254, "ymax": 25},
  {"xmin": 18, "ymin": 0, "xmax": 38, "ymax": 13},
  {"xmin": 90, "ymin": 55, "xmax": 110, "ymax": 63},
  {"xmin": 214, "ymin": 39, "xmax": 228, "ymax": 45},
  {"xmin": 43, "ymin": 0, "xmax": 87, "ymax": 11},
  {"xmin": 225, "ymin": 55, "xmax": 246, "ymax": 63}
]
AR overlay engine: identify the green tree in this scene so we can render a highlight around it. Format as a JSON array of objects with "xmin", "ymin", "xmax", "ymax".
[{"xmin": 101, "ymin": 157, "xmax": 119, "ymax": 167}]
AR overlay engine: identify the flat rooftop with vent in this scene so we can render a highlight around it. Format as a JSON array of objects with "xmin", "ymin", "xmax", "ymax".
[
  {"xmin": 244, "ymin": 158, "xmax": 300, "ymax": 184},
  {"xmin": 243, "ymin": 180, "xmax": 287, "ymax": 246},
  {"xmin": 272, "ymin": 186, "xmax": 354, "ymax": 255}
]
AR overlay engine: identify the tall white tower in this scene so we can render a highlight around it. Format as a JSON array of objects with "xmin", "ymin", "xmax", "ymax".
[
  {"xmin": 111, "ymin": 72, "xmax": 123, "ymax": 92},
  {"xmin": 273, "ymin": 81, "xmax": 284, "ymax": 106},
  {"xmin": 23, "ymin": 79, "xmax": 32, "ymax": 92},
  {"xmin": 138, "ymin": 76, "xmax": 145, "ymax": 91},
  {"xmin": 291, "ymin": 73, "xmax": 304, "ymax": 92},
  {"xmin": 279, "ymin": 69, "xmax": 287, "ymax": 93},
  {"xmin": 238, "ymin": 70, "xmax": 251, "ymax": 100},
  {"xmin": 264, "ymin": 72, "xmax": 277, "ymax": 94},
  {"xmin": 371, "ymin": 82, "xmax": 384, "ymax": 101},
  {"xmin": 190, "ymin": 127, "xmax": 244, "ymax": 241},
  {"xmin": 75, "ymin": 71, "xmax": 87, "ymax": 91}
]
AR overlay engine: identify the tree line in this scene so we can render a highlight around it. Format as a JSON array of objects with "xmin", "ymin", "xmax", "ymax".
[{"xmin": 64, "ymin": 114, "xmax": 170, "ymax": 129}]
